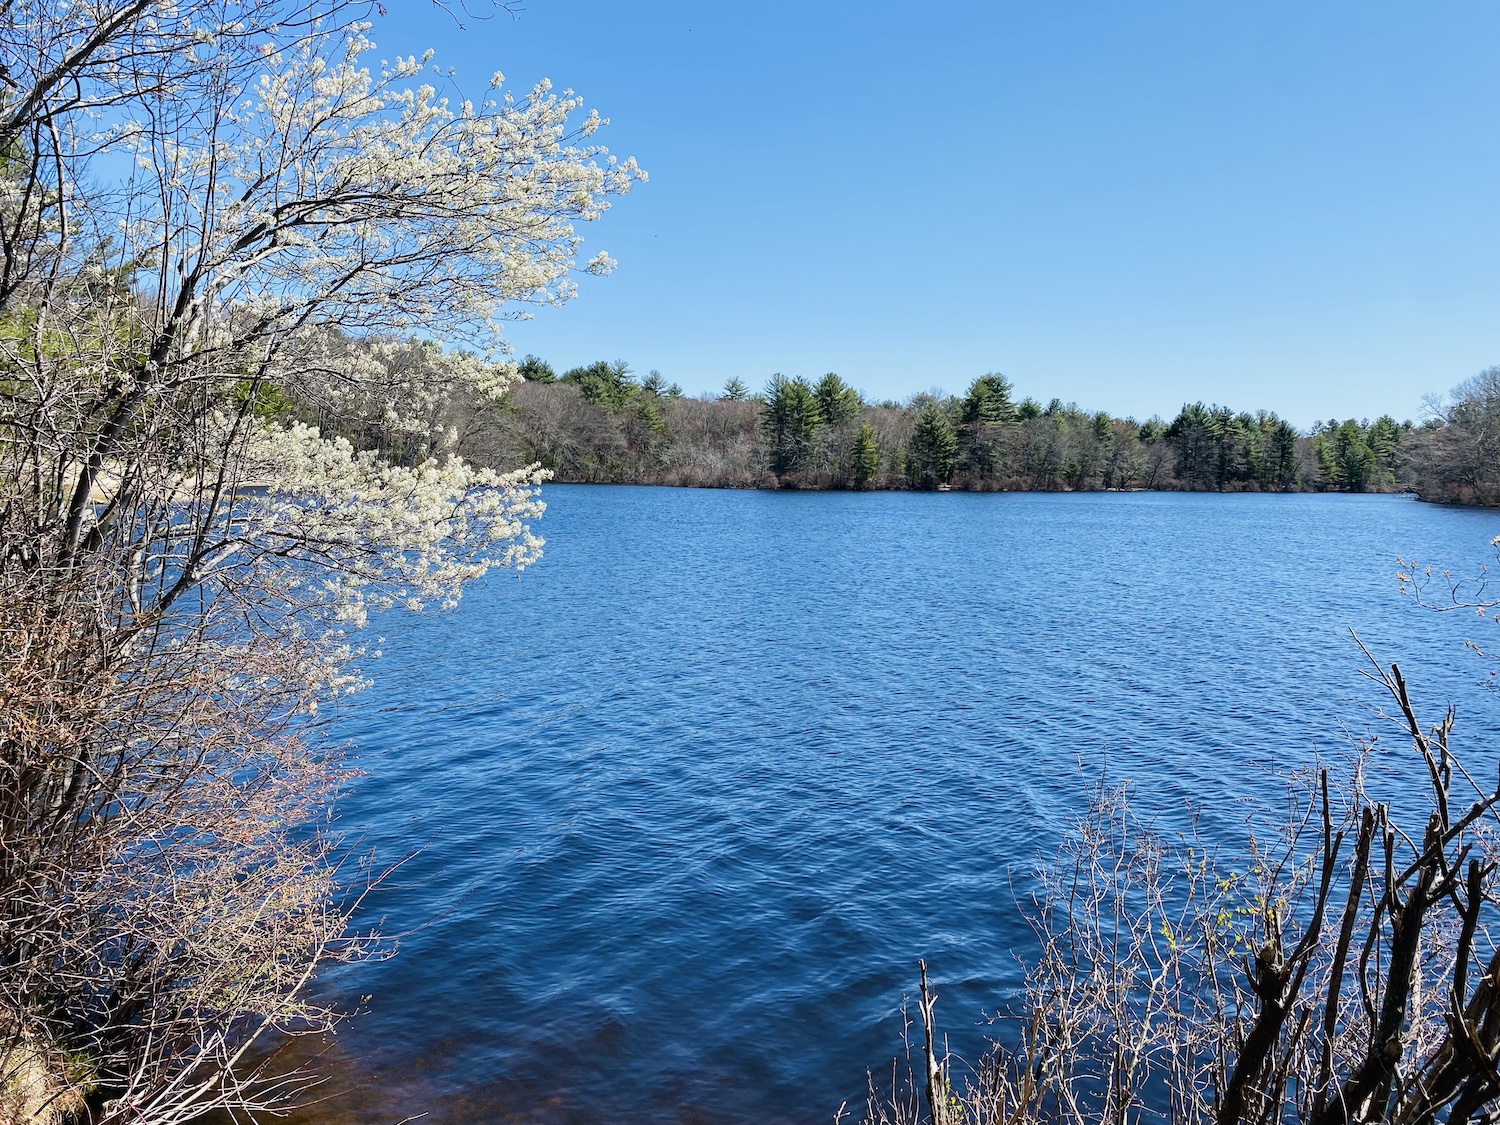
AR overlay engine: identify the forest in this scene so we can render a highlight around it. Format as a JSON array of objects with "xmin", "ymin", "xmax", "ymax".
[{"xmin": 290, "ymin": 344, "xmax": 1500, "ymax": 502}]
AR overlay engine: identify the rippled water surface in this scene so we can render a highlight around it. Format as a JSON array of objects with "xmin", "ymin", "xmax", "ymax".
[{"xmin": 290, "ymin": 488, "xmax": 1500, "ymax": 1124}]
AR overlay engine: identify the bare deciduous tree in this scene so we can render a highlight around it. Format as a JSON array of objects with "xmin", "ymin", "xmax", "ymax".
[{"xmin": 874, "ymin": 641, "xmax": 1500, "ymax": 1125}]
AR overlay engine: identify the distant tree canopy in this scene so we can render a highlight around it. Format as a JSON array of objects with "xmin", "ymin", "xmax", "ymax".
[
  {"xmin": 815, "ymin": 373, "xmax": 862, "ymax": 428},
  {"xmin": 519, "ymin": 355, "xmax": 557, "ymax": 383},
  {"xmin": 314, "ymin": 356, "xmax": 1497, "ymax": 500},
  {"xmin": 1311, "ymin": 416, "xmax": 1402, "ymax": 492},
  {"xmin": 563, "ymin": 360, "xmax": 637, "ymax": 413},
  {"xmin": 1165, "ymin": 403, "xmax": 1305, "ymax": 491},
  {"xmin": 762, "ymin": 374, "xmax": 823, "ymax": 475},
  {"xmin": 963, "ymin": 373, "xmax": 1018, "ymax": 425},
  {"xmin": 641, "ymin": 370, "xmax": 683, "ymax": 398},
  {"xmin": 1411, "ymin": 367, "xmax": 1500, "ymax": 504},
  {"xmin": 909, "ymin": 403, "xmax": 959, "ymax": 489},
  {"xmin": 853, "ymin": 423, "xmax": 880, "ymax": 489}
]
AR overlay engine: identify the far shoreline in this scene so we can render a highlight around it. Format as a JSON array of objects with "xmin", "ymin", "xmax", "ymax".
[{"xmin": 532, "ymin": 478, "xmax": 1438, "ymax": 502}]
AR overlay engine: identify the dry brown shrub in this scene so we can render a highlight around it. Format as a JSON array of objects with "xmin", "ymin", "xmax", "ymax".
[
  {"xmin": 873, "ymin": 643, "xmax": 1500, "ymax": 1125},
  {"xmin": 0, "ymin": 574, "xmax": 371, "ymax": 1125}
]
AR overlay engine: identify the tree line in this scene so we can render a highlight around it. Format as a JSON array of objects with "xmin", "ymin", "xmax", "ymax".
[{"xmin": 294, "ymin": 350, "xmax": 1500, "ymax": 502}]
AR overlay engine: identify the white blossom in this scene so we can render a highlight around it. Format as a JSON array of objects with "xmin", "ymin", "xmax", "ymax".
[{"xmin": 0, "ymin": 4, "xmax": 640, "ymax": 1115}]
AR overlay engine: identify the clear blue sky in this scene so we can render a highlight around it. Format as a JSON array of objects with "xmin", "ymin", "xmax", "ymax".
[{"xmin": 376, "ymin": 0, "xmax": 1498, "ymax": 426}]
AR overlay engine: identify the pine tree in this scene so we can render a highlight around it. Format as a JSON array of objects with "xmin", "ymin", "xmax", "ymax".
[
  {"xmin": 762, "ymin": 374, "xmax": 823, "ymax": 475},
  {"xmin": 962, "ymin": 374, "xmax": 1018, "ymax": 424},
  {"xmin": 853, "ymin": 423, "xmax": 880, "ymax": 488},
  {"xmin": 909, "ymin": 402, "xmax": 958, "ymax": 488},
  {"xmin": 814, "ymin": 373, "xmax": 862, "ymax": 427},
  {"xmin": 518, "ymin": 355, "xmax": 556, "ymax": 383}
]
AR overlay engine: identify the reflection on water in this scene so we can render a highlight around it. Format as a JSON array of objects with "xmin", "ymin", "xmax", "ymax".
[{"xmin": 249, "ymin": 488, "xmax": 1500, "ymax": 1124}]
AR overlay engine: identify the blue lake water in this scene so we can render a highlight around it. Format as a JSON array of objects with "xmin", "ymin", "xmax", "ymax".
[{"xmin": 292, "ymin": 487, "xmax": 1500, "ymax": 1124}]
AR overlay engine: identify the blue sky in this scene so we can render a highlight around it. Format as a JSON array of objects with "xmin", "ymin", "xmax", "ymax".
[{"xmin": 376, "ymin": 0, "xmax": 1498, "ymax": 426}]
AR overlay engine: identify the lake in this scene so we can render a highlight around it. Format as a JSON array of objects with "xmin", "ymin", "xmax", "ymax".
[{"xmin": 288, "ymin": 487, "xmax": 1500, "ymax": 1124}]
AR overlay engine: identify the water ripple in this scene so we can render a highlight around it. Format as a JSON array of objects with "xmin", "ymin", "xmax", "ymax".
[{"xmin": 287, "ymin": 489, "xmax": 1500, "ymax": 1125}]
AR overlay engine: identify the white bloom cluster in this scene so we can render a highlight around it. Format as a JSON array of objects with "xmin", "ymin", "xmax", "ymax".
[
  {"xmin": 0, "ymin": 0, "xmax": 643, "ymax": 653},
  {"xmin": 108, "ymin": 22, "xmax": 646, "ymax": 358},
  {"xmin": 0, "ymin": 3, "xmax": 639, "ymax": 1120},
  {"xmin": 253, "ymin": 420, "xmax": 548, "ymax": 627}
]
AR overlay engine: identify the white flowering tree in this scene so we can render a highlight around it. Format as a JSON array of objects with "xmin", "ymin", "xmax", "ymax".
[{"xmin": 0, "ymin": 0, "xmax": 643, "ymax": 1119}]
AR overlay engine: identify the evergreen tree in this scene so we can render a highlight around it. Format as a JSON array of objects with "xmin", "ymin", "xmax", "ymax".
[
  {"xmin": 962, "ymin": 373, "xmax": 1018, "ymax": 424},
  {"xmin": 853, "ymin": 423, "xmax": 880, "ymax": 488},
  {"xmin": 1314, "ymin": 419, "xmax": 1377, "ymax": 491},
  {"xmin": 635, "ymin": 395, "xmax": 664, "ymax": 434},
  {"xmin": 1167, "ymin": 402, "xmax": 1241, "ymax": 489},
  {"xmin": 814, "ymin": 372, "xmax": 862, "ymax": 427},
  {"xmin": 762, "ymin": 374, "xmax": 823, "ymax": 475},
  {"xmin": 721, "ymin": 376, "xmax": 749, "ymax": 401},
  {"xmin": 1369, "ymin": 414, "xmax": 1402, "ymax": 482},
  {"xmin": 563, "ymin": 359, "xmax": 637, "ymax": 412},
  {"xmin": 909, "ymin": 401, "xmax": 958, "ymax": 488},
  {"xmin": 1258, "ymin": 416, "xmax": 1300, "ymax": 489},
  {"xmin": 956, "ymin": 375, "xmax": 1016, "ymax": 480},
  {"xmin": 518, "ymin": 354, "xmax": 556, "ymax": 383}
]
